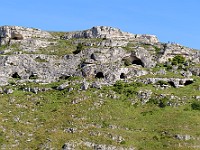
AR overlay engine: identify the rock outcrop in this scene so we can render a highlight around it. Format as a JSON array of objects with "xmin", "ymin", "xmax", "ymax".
[
  {"xmin": 140, "ymin": 78, "xmax": 194, "ymax": 88},
  {"xmin": 62, "ymin": 26, "xmax": 159, "ymax": 44},
  {"xmin": 0, "ymin": 25, "xmax": 199, "ymax": 87},
  {"xmin": 158, "ymin": 43, "xmax": 199, "ymax": 63},
  {"xmin": 0, "ymin": 26, "xmax": 52, "ymax": 46}
]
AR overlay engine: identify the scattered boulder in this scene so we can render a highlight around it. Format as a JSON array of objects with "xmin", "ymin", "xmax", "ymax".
[
  {"xmin": 175, "ymin": 134, "xmax": 192, "ymax": 141},
  {"xmin": 138, "ymin": 90, "xmax": 152, "ymax": 104},
  {"xmin": 81, "ymin": 81, "xmax": 89, "ymax": 90},
  {"xmin": 22, "ymin": 87, "xmax": 51, "ymax": 94},
  {"xmin": 62, "ymin": 141, "xmax": 135, "ymax": 150},
  {"xmin": 57, "ymin": 82, "xmax": 69, "ymax": 90}
]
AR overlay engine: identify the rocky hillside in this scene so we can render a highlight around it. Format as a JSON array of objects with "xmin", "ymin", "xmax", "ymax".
[
  {"xmin": 0, "ymin": 25, "xmax": 199, "ymax": 87},
  {"xmin": 0, "ymin": 25, "xmax": 200, "ymax": 149}
]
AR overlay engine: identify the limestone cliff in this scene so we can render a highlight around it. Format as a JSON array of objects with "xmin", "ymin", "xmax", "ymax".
[{"xmin": 0, "ymin": 25, "xmax": 199, "ymax": 87}]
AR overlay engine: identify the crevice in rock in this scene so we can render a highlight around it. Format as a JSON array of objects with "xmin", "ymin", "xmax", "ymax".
[{"xmin": 91, "ymin": 53, "xmax": 96, "ymax": 60}]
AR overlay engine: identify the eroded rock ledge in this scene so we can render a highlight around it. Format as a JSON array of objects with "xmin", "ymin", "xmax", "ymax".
[{"xmin": 0, "ymin": 25, "xmax": 199, "ymax": 87}]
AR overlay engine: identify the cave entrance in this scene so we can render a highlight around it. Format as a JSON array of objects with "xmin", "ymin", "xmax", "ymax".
[
  {"xmin": 184, "ymin": 80, "xmax": 193, "ymax": 86},
  {"xmin": 12, "ymin": 72, "xmax": 21, "ymax": 79},
  {"xmin": 11, "ymin": 33, "xmax": 23, "ymax": 40},
  {"xmin": 168, "ymin": 81, "xmax": 175, "ymax": 88},
  {"xmin": 95, "ymin": 72, "xmax": 104, "ymax": 78},
  {"xmin": 120, "ymin": 73, "xmax": 126, "ymax": 79},
  {"xmin": 132, "ymin": 59, "xmax": 144, "ymax": 67}
]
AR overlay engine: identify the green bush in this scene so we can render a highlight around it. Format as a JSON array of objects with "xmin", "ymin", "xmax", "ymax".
[
  {"xmin": 148, "ymin": 97, "xmax": 169, "ymax": 108},
  {"xmin": 153, "ymin": 46, "xmax": 161, "ymax": 54},
  {"xmin": 171, "ymin": 55, "xmax": 185, "ymax": 65},
  {"xmin": 159, "ymin": 98, "xmax": 168, "ymax": 108},
  {"xmin": 191, "ymin": 101, "xmax": 200, "ymax": 110},
  {"xmin": 73, "ymin": 43, "xmax": 84, "ymax": 54},
  {"xmin": 123, "ymin": 58, "xmax": 132, "ymax": 66},
  {"xmin": 156, "ymin": 80, "xmax": 169, "ymax": 86},
  {"xmin": 113, "ymin": 81, "xmax": 142, "ymax": 97}
]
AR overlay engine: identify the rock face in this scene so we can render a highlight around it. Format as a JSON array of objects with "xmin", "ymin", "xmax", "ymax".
[
  {"xmin": 158, "ymin": 43, "xmax": 199, "ymax": 63},
  {"xmin": 140, "ymin": 78, "xmax": 194, "ymax": 88},
  {"xmin": 0, "ymin": 26, "xmax": 52, "ymax": 46},
  {"xmin": 62, "ymin": 26, "xmax": 159, "ymax": 44},
  {"xmin": 0, "ymin": 25, "xmax": 199, "ymax": 87}
]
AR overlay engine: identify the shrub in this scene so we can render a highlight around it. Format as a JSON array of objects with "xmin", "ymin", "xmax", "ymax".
[
  {"xmin": 148, "ymin": 97, "xmax": 169, "ymax": 108},
  {"xmin": 113, "ymin": 81, "xmax": 142, "ymax": 97},
  {"xmin": 73, "ymin": 43, "xmax": 83, "ymax": 54},
  {"xmin": 153, "ymin": 46, "xmax": 161, "ymax": 54},
  {"xmin": 191, "ymin": 101, "xmax": 200, "ymax": 110},
  {"xmin": 158, "ymin": 98, "xmax": 168, "ymax": 108},
  {"xmin": 124, "ymin": 58, "xmax": 132, "ymax": 66},
  {"xmin": 171, "ymin": 55, "xmax": 185, "ymax": 65},
  {"xmin": 156, "ymin": 80, "xmax": 169, "ymax": 86}
]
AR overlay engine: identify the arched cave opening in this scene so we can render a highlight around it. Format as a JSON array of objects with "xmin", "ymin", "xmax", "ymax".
[
  {"xmin": 95, "ymin": 72, "xmax": 104, "ymax": 78},
  {"xmin": 11, "ymin": 34, "xmax": 23, "ymax": 40},
  {"xmin": 12, "ymin": 72, "xmax": 21, "ymax": 79},
  {"xmin": 12, "ymin": 37, "xmax": 23, "ymax": 40},
  {"xmin": 132, "ymin": 59, "xmax": 144, "ymax": 67},
  {"xmin": 120, "ymin": 73, "xmax": 126, "ymax": 79},
  {"xmin": 184, "ymin": 80, "xmax": 194, "ymax": 86},
  {"xmin": 168, "ymin": 81, "xmax": 175, "ymax": 88}
]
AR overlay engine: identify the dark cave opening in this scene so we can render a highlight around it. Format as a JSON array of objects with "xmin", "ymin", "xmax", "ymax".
[
  {"xmin": 95, "ymin": 72, "xmax": 104, "ymax": 78},
  {"xmin": 132, "ymin": 59, "xmax": 144, "ymax": 67},
  {"xmin": 120, "ymin": 73, "xmax": 126, "ymax": 79},
  {"xmin": 12, "ymin": 72, "xmax": 21, "ymax": 79},
  {"xmin": 184, "ymin": 80, "xmax": 194, "ymax": 86},
  {"xmin": 168, "ymin": 81, "xmax": 175, "ymax": 88}
]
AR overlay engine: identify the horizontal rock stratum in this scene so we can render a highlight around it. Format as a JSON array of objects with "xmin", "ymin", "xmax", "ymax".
[{"xmin": 0, "ymin": 25, "xmax": 199, "ymax": 87}]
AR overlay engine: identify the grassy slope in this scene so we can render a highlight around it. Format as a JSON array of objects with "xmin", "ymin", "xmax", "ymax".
[
  {"xmin": 0, "ymin": 77, "xmax": 200, "ymax": 149},
  {"xmin": 0, "ymin": 34, "xmax": 200, "ymax": 149}
]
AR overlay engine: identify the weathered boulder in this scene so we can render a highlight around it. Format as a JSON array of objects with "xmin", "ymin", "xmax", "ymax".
[
  {"xmin": 57, "ymin": 82, "xmax": 69, "ymax": 90},
  {"xmin": 138, "ymin": 90, "xmax": 152, "ymax": 104},
  {"xmin": 189, "ymin": 67, "xmax": 200, "ymax": 76},
  {"xmin": 81, "ymin": 80, "xmax": 89, "ymax": 90},
  {"xmin": 175, "ymin": 134, "xmax": 192, "ymax": 141}
]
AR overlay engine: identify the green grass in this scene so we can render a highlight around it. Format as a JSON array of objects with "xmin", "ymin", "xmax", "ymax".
[
  {"xmin": 0, "ymin": 77, "xmax": 200, "ymax": 149},
  {"xmin": 36, "ymin": 39, "xmax": 77, "ymax": 56},
  {"xmin": 33, "ymin": 38, "xmax": 105, "ymax": 56}
]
